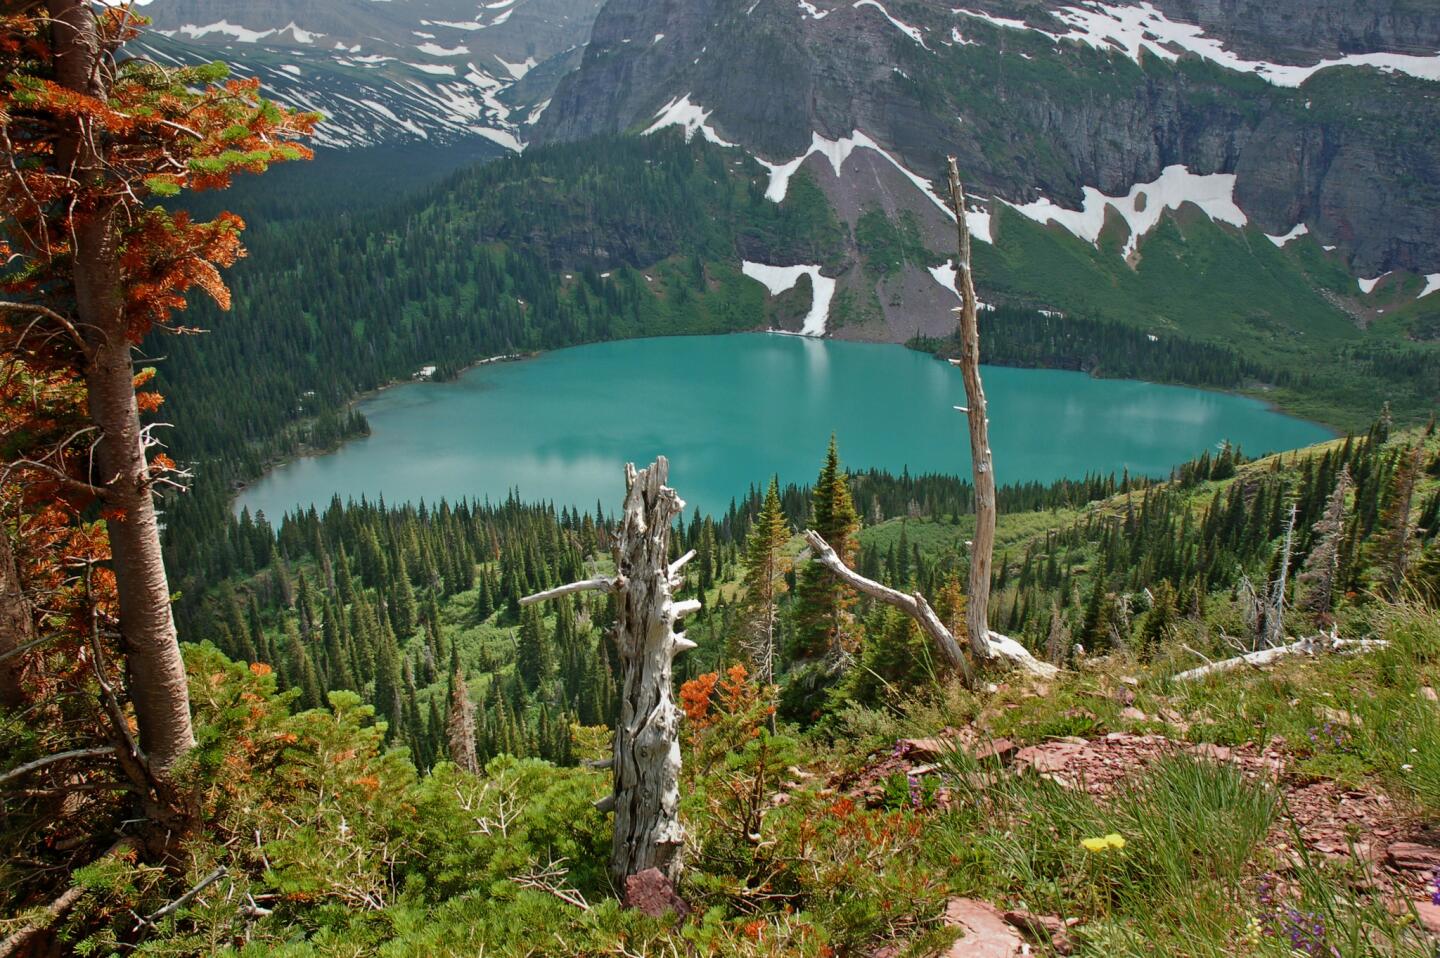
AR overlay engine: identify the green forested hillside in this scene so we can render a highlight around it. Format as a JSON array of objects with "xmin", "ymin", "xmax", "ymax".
[{"xmin": 20, "ymin": 420, "xmax": 1435, "ymax": 955}]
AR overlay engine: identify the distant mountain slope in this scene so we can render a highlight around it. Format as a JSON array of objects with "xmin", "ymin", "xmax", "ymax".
[
  {"xmin": 132, "ymin": 0, "xmax": 603, "ymax": 149},
  {"xmin": 533, "ymin": 0, "xmax": 1440, "ymax": 341}
]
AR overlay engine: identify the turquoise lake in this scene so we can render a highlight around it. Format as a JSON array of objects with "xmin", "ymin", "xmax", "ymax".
[{"xmin": 237, "ymin": 334, "xmax": 1333, "ymax": 520}]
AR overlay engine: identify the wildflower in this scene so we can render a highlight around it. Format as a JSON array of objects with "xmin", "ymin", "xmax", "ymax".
[{"xmin": 1081, "ymin": 833, "xmax": 1126, "ymax": 853}]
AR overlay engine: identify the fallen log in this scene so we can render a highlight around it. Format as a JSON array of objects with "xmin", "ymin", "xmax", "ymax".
[{"xmin": 1172, "ymin": 634, "xmax": 1390, "ymax": 682}]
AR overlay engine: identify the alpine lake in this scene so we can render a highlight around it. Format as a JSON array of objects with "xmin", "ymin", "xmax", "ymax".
[{"xmin": 238, "ymin": 334, "xmax": 1333, "ymax": 520}]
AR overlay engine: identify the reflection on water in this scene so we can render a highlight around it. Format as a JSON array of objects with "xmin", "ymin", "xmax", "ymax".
[{"xmin": 238, "ymin": 334, "xmax": 1333, "ymax": 520}]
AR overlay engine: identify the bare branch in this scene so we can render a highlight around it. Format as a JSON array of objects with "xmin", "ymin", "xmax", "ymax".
[
  {"xmin": 0, "ymin": 747, "xmax": 117, "ymax": 788},
  {"xmin": 804, "ymin": 530, "xmax": 1058, "ymax": 680},
  {"xmin": 520, "ymin": 576, "xmax": 616, "ymax": 607},
  {"xmin": 135, "ymin": 866, "xmax": 227, "ymax": 929}
]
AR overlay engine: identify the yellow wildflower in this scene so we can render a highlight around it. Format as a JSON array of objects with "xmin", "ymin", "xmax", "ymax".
[{"xmin": 1081, "ymin": 833, "xmax": 1127, "ymax": 853}]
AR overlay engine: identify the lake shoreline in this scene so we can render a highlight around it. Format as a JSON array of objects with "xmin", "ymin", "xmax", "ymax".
[
  {"xmin": 229, "ymin": 351, "xmax": 540, "ymax": 509},
  {"xmin": 234, "ymin": 334, "xmax": 1336, "ymax": 521}
]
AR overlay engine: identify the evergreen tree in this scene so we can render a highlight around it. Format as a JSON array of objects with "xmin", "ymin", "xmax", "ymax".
[
  {"xmin": 793, "ymin": 436, "xmax": 861, "ymax": 659},
  {"xmin": 741, "ymin": 477, "xmax": 790, "ymax": 683},
  {"xmin": 515, "ymin": 604, "xmax": 553, "ymax": 690},
  {"xmin": 445, "ymin": 669, "xmax": 480, "ymax": 774},
  {"xmin": 1298, "ymin": 466, "xmax": 1351, "ymax": 620},
  {"xmin": 284, "ymin": 621, "xmax": 324, "ymax": 711},
  {"xmin": 1371, "ymin": 447, "xmax": 1423, "ymax": 597}
]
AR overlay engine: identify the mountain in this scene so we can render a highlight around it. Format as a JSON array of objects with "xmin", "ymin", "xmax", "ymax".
[
  {"xmin": 132, "ymin": 0, "xmax": 605, "ymax": 150},
  {"xmin": 533, "ymin": 0, "xmax": 1440, "ymax": 343}
]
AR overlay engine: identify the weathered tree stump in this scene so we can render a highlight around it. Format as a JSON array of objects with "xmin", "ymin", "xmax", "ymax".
[{"xmin": 523, "ymin": 457, "xmax": 698, "ymax": 886}]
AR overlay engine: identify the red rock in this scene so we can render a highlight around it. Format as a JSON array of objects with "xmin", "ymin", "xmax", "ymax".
[
  {"xmin": 898, "ymin": 738, "xmax": 954, "ymax": 762},
  {"xmin": 1188, "ymin": 743, "xmax": 1234, "ymax": 762},
  {"xmin": 1015, "ymin": 742, "xmax": 1100, "ymax": 775},
  {"xmin": 622, "ymin": 868, "xmax": 689, "ymax": 918},
  {"xmin": 1421, "ymin": 687, "xmax": 1438, "ymax": 703},
  {"xmin": 943, "ymin": 899, "xmax": 1026, "ymax": 957},
  {"xmin": 1003, "ymin": 910, "xmax": 1075, "ymax": 954},
  {"xmin": 1387, "ymin": 843, "xmax": 1440, "ymax": 871},
  {"xmin": 972, "ymin": 738, "xmax": 1017, "ymax": 763},
  {"xmin": 1120, "ymin": 707, "xmax": 1148, "ymax": 722},
  {"xmin": 1415, "ymin": 900, "xmax": 1440, "ymax": 935}
]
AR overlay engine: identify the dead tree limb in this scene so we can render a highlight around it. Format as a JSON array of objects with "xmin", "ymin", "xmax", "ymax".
[
  {"xmin": 0, "ymin": 747, "xmax": 117, "ymax": 788},
  {"xmin": 522, "ymin": 458, "xmax": 695, "ymax": 886},
  {"xmin": 946, "ymin": 157, "xmax": 996, "ymax": 662},
  {"xmin": 803, "ymin": 531, "xmax": 1056, "ymax": 679},
  {"xmin": 520, "ymin": 576, "xmax": 618, "ymax": 607},
  {"xmin": 1172, "ymin": 633, "xmax": 1390, "ymax": 682},
  {"xmin": 135, "ymin": 866, "xmax": 227, "ymax": 929}
]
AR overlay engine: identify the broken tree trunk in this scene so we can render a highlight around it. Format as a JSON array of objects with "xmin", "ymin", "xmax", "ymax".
[
  {"xmin": 946, "ymin": 157, "xmax": 996, "ymax": 662},
  {"xmin": 522, "ymin": 458, "xmax": 697, "ymax": 887},
  {"xmin": 1172, "ymin": 633, "xmax": 1389, "ymax": 683},
  {"xmin": 803, "ymin": 531, "xmax": 1057, "ymax": 679}
]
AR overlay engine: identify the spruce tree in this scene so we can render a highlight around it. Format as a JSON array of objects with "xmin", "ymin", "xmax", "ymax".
[
  {"xmin": 516, "ymin": 604, "xmax": 553, "ymax": 690},
  {"xmin": 793, "ymin": 437, "xmax": 860, "ymax": 659},
  {"xmin": 283, "ymin": 621, "xmax": 324, "ymax": 711},
  {"xmin": 1298, "ymin": 466, "xmax": 1351, "ymax": 619},
  {"xmin": 445, "ymin": 668, "xmax": 480, "ymax": 774},
  {"xmin": 1371, "ymin": 447, "xmax": 1423, "ymax": 597},
  {"xmin": 741, "ymin": 477, "xmax": 790, "ymax": 683}
]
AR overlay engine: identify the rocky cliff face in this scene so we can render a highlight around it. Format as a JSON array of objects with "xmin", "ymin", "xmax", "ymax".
[
  {"xmin": 534, "ymin": 0, "xmax": 1440, "ymax": 282},
  {"xmin": 136, "ymin": 0, "xmax": 604, "ymax": 148}
]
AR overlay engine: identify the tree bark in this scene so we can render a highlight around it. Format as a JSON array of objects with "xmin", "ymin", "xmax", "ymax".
[
  {"xmin": 0, "ymin": 527, "xmax": 32, "ymax": 711},
  {"xmin": 52, "ymin": 0, "xmax": 195, "ymax": 775},
  {"xmin": 946, "ymin": 158, "xmax": 996, "ymax": 662},
  {"xmin": 803, "ymin": 531, "xmax": 1057, "ymax": 679},
  {"xmin": 522, "ymin": 458, "xmax": 697, "ymax": 886}
]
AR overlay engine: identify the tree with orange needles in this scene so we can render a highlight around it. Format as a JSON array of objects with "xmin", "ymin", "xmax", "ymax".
[{"xmin": 0, "ymin": 0, "xmax": 315, "ymax": 812}]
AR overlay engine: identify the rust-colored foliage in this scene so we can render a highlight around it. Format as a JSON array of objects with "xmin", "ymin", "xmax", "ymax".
[
  {"xmin": 0, "ymin": 2, "xmax": 315, "ymax": 934},
  {"xmin": 1, "ymin": 5, "xmax": 316, "ymax": 348}
]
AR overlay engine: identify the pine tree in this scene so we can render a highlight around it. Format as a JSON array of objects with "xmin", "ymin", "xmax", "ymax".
[
  {"xmin": 516, "ymin": 604, "xmax": 553, "ymax": 690},
  {"xmin": 372, "ymin": 620, "xmax": 406, "ymax": 740},
  {"xmin": 794, "ymin": 436, "xmax": 861, "ymax": 659},
  {"xmin": 1298, "ymin": 466, "xmax": 1351, "ymax": 620},
  {"xmin": 1139, "ymin": 581, "xmax": 1178, "ymax": 651},
  {"xmin": 1371, "ymin": 447, "xmax": 1423, "ymax": 598},
  {"xmin": 283, "ymin": 621, "xmax": 324, "ymax": 711},
  {"xmin": 741, "ymin": 477, "xmax": 790, "ymax": 683},
  {"xmin": 445, "ymin": 668, "xmax": 480, "ymax": 774}
]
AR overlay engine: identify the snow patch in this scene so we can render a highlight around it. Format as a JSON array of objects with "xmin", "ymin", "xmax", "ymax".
[
  {"xmin": 416, "ymin": 41, "xmax": 469, "ymax": 56},
  {"xmin": 1005, "ymin": 165, "xmax": 1247, "ymax": 259},
  {"xmin": 644, "ymin": 94, "xmax": 737, "ymax": 147},
  {"xmin": 1265, "ymin": 223, "xmax": 1309, "ymax": 247},
  {"xmin": 175, "ymin": 21, "xmax": 276, "ymax": 43},
  {"xmin": 1358, "ymin": 273, "xmax": 1387, "ymax": 295},
  {"xmin": 928, "ymin": 263, "xmax": 960, "ymax": 299},
  {"xmin": 494, "ymin": 55, "xmax": 538, "ymax": 79},
  {"xmin": 404, "ymin": 61, "xmax": 457, "ymax": 76},
  {"xmin": 742, "ymin": 262, "xmax": 836, "ymax": 337},
  {"xmin": 757, "ymin": 130, "xmax": 994, "ymax": 242},
  {"xmin": 798, "ymin": 1, "xmax": 830, "ymax": 18},
  {"xmin": 852, "ymin": 0, "xmax": 928, "ymax": 48},
  {"xmin": 953, "ymin": 2, "xmax": 1440, "ymax": 87},
  {"xmin": 1421, "ymin": 274, "xmax": 1440, "ymax": 299}
]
